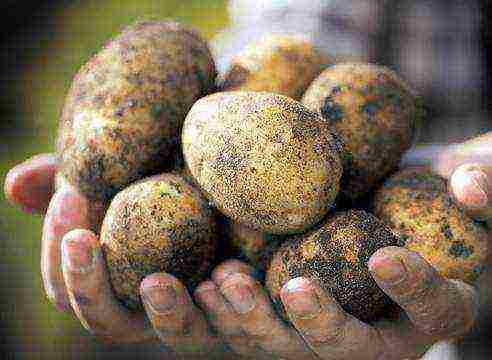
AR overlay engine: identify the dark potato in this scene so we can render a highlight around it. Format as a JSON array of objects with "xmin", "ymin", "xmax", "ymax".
[
  {"xmin": 57, "ymin": 21, "xmax": 216, "ymax": 201},
  {"xmin": 100, "ymin": 174, "xmax": 216, "ymax": 311},
  {"xmin": 266, "ymin": 210, "xmax": 399, "ymax": 322}
]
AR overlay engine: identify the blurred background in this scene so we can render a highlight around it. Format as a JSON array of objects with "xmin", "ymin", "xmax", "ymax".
[{"xmin": 0, "ymin": 0, "xmax": 491, "ymax": 359}]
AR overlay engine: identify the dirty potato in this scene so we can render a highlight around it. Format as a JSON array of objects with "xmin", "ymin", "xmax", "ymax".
[
  {"xmin": 373, "ymin": 167, "xmax": 489, "ymax": 284},
  {"xmin": 266, "ymin": 210, "xmax": 399, "ymax": 322},
  {"xmin": 302, "ymin": 63, "xmax": 424, "ymax": 201},
  {"xmin": 100, "ymin": 174, "xmax": 216, "ymax": 311},
  {"xmin": 219, "ymin": 34, "xmax": 332, "ymax": 100},
  {"xmin": 57, "ymin": 21, "xmax": 216, "ymax": 201},
  {"xmin": 182, "ymin": 91, "xmax": 343, "ymax": 234}
]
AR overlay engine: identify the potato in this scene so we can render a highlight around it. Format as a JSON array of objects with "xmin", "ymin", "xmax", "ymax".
[
  {"xmin": 57, "ymin": 21, "xmax": 216, "ymax": 201},
  {"xmin": 266, "ymin": 210, "xmax": 399, "ymax": 322},
  {"xmin": 373, "ymin": 167, "xmax": 489, "ymax": 284},
  {"xmin": 302, "ymin": 63, "xmax": 424, "ymax": 201},
  {"xmin": 182, "ymin": 91, "xmax": 343, "ymax": 234},
  {"xmin": 219, "ymin": 34, "xmax": 332, "ymax": 100},
  {"xmin": 100, "ymin": 174, "xmax": 216, "ymax": 311}
]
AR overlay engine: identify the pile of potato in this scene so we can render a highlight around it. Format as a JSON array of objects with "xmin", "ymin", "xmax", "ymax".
[{"xmin": 56, "ymin": 20, "xmax": 489, "ymax": 320}]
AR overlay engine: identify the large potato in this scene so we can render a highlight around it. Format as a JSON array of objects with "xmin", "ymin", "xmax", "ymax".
[
  {"xmin": 100, "ymin": 174, "xmax": 216, "ymax": 311},
  {"xmin": 302, "ymin": 63, "xmax": 424, "ymax": 201},
  {"xmin": 373, "ymin": 167, "xmax": 489, "ymax": 284},
  {"xmin": 57, "ymin": 21, "xmax": 216, "ymax": 201},
  {"xmin": 182, "ymin": 91, "xmax": 343, "ymax": 234}
]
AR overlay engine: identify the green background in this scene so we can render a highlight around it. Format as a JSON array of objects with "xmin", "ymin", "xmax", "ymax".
[{"xmin": 0, "ymin": 1, "xmax": 227, "ymax": 358}]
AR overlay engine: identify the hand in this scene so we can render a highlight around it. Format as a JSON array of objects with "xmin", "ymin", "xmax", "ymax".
[{"xmin": 4, "ymin": 154, "xmax": 225, "ymax": 358}]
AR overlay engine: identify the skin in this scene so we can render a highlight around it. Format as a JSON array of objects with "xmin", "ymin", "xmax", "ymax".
[
  {"xmin": 302, "ymin": 63, "xmax": 424, "ymax": 201},
  {"xmin": 58, "ymin": 21, "xmax": 216, "ymax": 202},
  {"xmin": 4, "ymin": 132, "xmax": 491, "ymax": 359},
  {"xmin": 219, "ymin": 34, "xmax": 332, "ymax": 100},
  {"xmin": 182, "ymin": 91, "xmax": 343, "ymax": 234}
]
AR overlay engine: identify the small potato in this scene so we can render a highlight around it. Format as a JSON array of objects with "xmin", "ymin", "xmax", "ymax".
[
  {"xmin": 373, "ymin": 167, "xmax": 489, "ymax": 284},
  {"xmin": 302, "ymin": 63, "xmax": 424, "ymax": 201},
  {"xmin": 182, "ymin": 91, "xmax": 343, "ymax": 234},
  {"xmin": 57, "ymin": 21, "xmax": 216, "ymax": 201},
  {"xmin": 100, "ymin": 174, "xmax": 216, "ymax": 311},
  {"xmin": 266, "ymin": 210, "xmax": 399, "ymax": 322},
  {"xmin": 219, "ymin": 34, "xmax": 332, "ymax": 100}
]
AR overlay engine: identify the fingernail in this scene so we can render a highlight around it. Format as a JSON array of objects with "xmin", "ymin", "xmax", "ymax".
[
  {"xmin": 369, "ymin": 256, "xmax": 407, "ymax": 286},
  {"xmin": 221, "ymin": 281, "xmax": 256, "ymax": 314},
  {"xmin": 62, "ymin": 233, "xmax": 96, "ymax": 274},
  {"xmin": 451, "ymin": 168, "xmax": 489, "ymax": 208},
  {"xmin": 143, "ymin": 286, "xmax": 178, "ymax": 314},
  {"xmin": 282, "ymin": 278, "xmax": 321, "ymax": 319}
]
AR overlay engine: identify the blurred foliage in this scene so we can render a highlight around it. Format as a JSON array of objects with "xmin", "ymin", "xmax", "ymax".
[{"xmin": 0, "ymin": 1, "xmax": 227, "ymax": 358}]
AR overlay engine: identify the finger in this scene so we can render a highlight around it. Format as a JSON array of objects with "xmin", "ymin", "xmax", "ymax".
[
  {"xmin": 449, "ymin": 163, "xmax": 492, "ymax": 222},
  {"xmin": 280, "ymin": 277, "xmax": 383, "ymax": 360},
  {"xmin": 369, "ymin": 246, "xmax": 478, "ymax": 338},
  {"xmin": 209, "ymin": 272, "xmax": 314, "ymax": 360},
  {"xmin": 211, "ymin": 259, "xmax": 258, "ymax": 286},
  {"xmin": 41, "ymin": 186, "xmax": 91, "ymax": 312},
  {"xmin": 400, "ymin": 145, "xmax": 448, "ymax": 170},
  {"xmin": 61, "ymin": 229, "xmax": 154, "ymax": 344},
  {"xmin": 140, "ymin": 274, "xmax": 220, "ymax": 358},
  {"xmin": 4, "ymin": 153, "xmax": 57, "ymax": 214},
  {"xmin": 434, "ymin": 132, "xmax": 492, "ymax": 178}
]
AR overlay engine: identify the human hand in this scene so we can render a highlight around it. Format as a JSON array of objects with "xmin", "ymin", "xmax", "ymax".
[{"xmin": 4, "ymin": 154, "xmax": 226, "ymax": 358}]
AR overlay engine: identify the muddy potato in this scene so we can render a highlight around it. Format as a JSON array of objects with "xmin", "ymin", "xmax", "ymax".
[
  {"xmin": 373, "ymin": 167, "xmax": 489, "ymax": 284},
  {"xmin": 100, "ymin": 174, "xmax": 216, "ymax": 311},
  {"xmin": 57, "ymin": 21, "xmax": 216, "ymax": 202},
  {"xmin": 219, "ymin": 34, "xmax": 332, "ymax": 100},
  {"xmin": 182, "ymin": 91, "xmax": 343, "ymax": 234},
  {"xmin": 302, "ymin": 63, "xmax": 424, "ymax": 201},
  {"xmin": 266, "ymin": 210, "xmax": 399, "ymax": 322}
]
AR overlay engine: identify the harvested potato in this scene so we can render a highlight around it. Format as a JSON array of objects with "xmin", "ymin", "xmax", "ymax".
[
  {"xmin": 266, "ymin": 210, "xmax": 399, "ymax": 322},
  {"xmin": 302, "ymin": 63, "xmax": 424, "ymax": 201},
  {"xmin": 373, "ymin": 167, "xmax": 489, "ymax": 284},
  {"xmin": 182, "ymin": 91, "xmax": 343, "ymax": 234},
  {"xmin": 219, "ymin": 34, "xmax": 332, "ymax": 100},
  {"xmin": 57, "ymin": 20, "xmax": 216, "ymax": 201},
  {"xmin": 100, "ymin": 174, "xmax": 216, "ymax": 311}
]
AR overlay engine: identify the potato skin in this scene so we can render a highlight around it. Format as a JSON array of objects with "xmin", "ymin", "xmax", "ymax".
[
  {"xmin": 182, "ymin": 91, "xmax": 343, "ymax": 234},
  {"xmin": 302, "ymin": 63, "xmax": 424, "ymax": 201},
  {"xmin": 100, "ymin": 174, "xmax": 216, "ymax": 311},
  {"xmin": 57, "ymin": 21, "xmax": 216, "ymax": 201},
  {"xmin": 266, "ymin": 210, "xmax": 399, "ymax": 322},
  {"xmin": 373, "ymin": 167, "xmax": 489, "ymax": 284},
  {"xmin": 219, "ymin": 34, "xmax": 332, "ymax": 100}
]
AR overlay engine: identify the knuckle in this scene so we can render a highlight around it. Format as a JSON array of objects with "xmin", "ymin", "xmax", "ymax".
[{"xmin": 309, "ymin": 325, "xmax": 347, "ymax": 349}]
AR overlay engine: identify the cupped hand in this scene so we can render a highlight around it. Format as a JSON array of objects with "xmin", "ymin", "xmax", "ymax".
[{"xmin": 4, "ymin": 154, "xmax": 226, "ymax": 358}]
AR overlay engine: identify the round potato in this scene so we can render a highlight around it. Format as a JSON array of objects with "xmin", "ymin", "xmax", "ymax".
[
  {"xmin": 100, "ymin": 174, "xmax": 216, "ymax": 311},
  {"xmin": 219, "ymin": 34, "xmax": 332, "ymax": 100},
  {"xmin": 57, "ymin": 20, "xmax": 216, "ymax": 201},
  {"xmin": 182, "ymin": 91, "xmax": 343, "ymax": 234},
  {"xmin": 266, "ymin": 210, "xmax": 399, "ymax": 322},
  {"xmin": 302, "ymin": 63, "xmax": 424, "ymax": 201},
  {"xmin": 373, "ymin": 167, "xmax": 489, "ymax": 284}
]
